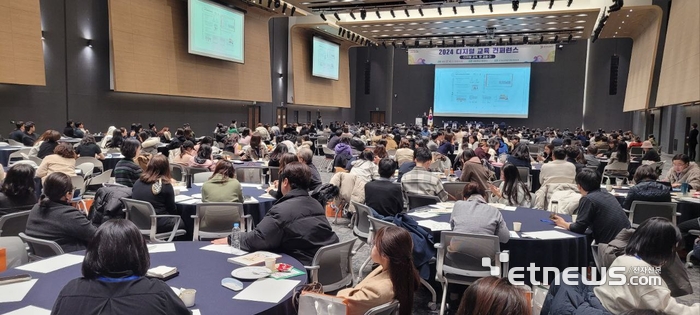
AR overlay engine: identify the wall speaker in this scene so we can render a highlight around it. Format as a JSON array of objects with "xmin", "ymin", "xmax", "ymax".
[{"xmin": 609, "ymin": 54, "xmax": 619, "ymax": 95}]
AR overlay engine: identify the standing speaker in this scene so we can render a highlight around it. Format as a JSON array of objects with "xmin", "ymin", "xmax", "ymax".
[
  {"xmin": 609, "ymin": 54, "xmax": 619, "ymax": 95},
  {"xmin": 364, "ymin": 60, "xmax": 371, "ymax": 95}
]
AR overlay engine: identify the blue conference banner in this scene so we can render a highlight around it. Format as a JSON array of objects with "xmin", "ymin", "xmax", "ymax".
[{"xmin": 408, "ymin": 44, "xmax": 556, "ymax": 65}]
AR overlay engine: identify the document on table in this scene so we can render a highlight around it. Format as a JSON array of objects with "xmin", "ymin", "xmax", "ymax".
[
  {"xmin": 259, "ymin": 193, "xmax": 275, "ymax": 199},
  {"xmin": 191, "ymin": 310, "xmax": 201, "ymax": 315},
  {"xmin": 417, "ymin": 220, "xmax": 452, "ymax": 231},
  {"xmin": 409, "ymin": 212, "xmax": 439, "ymax": 219},
  {"xmin": 502, "ymin": 206, "xmax": 517, "ymax": 211},
  {"xmin": 509, "ymin": 231, "xmax": 520, "ymax": 238},
  {"xmin": 148, "ymin": 243, "xmax": 176, "ymax": 253},
  {"xmin": 240, "ymin": 183, "xmax": 263, "ymax": 189},
  {"xmin": 243, "ymin": 197, "xmax": 259, "ymax": 204},
  {"xmin": 180, "ymin": 198, "xmax": 202, "ymax": 205},
  {"xmin": 521, "ymin": 230, "xmax": 575, "ymax": 240},
  {"xmin": 16, "ymin": 254, "xmax": 84, "ymax": 273},
  {"xmin": 0, "ymin": 279, "xmax": 38, "ymax": 303},
  {"xmin": 428, "ymin": 205, "xmax": 452, "ymax": 214},
  {"xmin": 174, "ymin": 195, "xmax": 193, "ymax": 202},
  {"xmin": 191, "ymin": 193, "xmax": 202, "ymax": 199},
  {"xmin": 200, "ymin": 244, "xmax": 247, "ymax": 255},
  {"xmin": 194, "ymin": 183, "xmax": 204, "ymax": 187},
  {"xmin": 1, "ymin": 305, "xmax": 51, "ymax": 315},
  {"xmin": 232, "ymin": 278, "xmax": 300, "ymax": 303}
]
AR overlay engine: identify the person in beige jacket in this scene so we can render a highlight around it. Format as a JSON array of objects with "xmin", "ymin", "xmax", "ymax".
[
  {"xmin": 36, "ymin": 143, "xmax": 77, "ymax": 183},
  {"xmin": 665, "ymin": 154, "xmax": 700, "ymax": 190},
  {"xmin": 337, "ymin": 226, "xmax": 420, "ymax": 315}
]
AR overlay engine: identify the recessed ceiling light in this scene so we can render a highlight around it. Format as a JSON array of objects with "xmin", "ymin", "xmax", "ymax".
[
  {"xmin": 434, "ymin": 21, "xmax": 443, "ymax": 24},
  {"xmin": 574, "ymin": 35, "xmax": 581, "ymax": 38},
  {"xmin": 574, "ymin": 26, "xmax": 584, "ymax": 29},
  {"xmin": 519, "ymin": 23, "xmax": 528, "ymax": 26},
  {"xmin": 626, "ymin": 15, "xmax": 630, "ymax": 17},
  {"xmin": 380, "ymin": 34, "xmax": 389, "ymax": 37},
  {"xmin": 575, "ymin": 20, "xmax": 586, "ymax": 23},
  {"xmin": 622, "ymin": 21, "xmax": 625, "ymax": 23},
  {"xmin": 409, "ymin": 22, "xmax": 418, "ymax": 25},
  {"xmin": 619, "ymin": 26, "xmax": 622, "ymax": 29},
  {"xmin": 545, "ymin": 15, "xmax": 557, "ymax": 18},
  {"xmin": 629, "ymin": 9, "xmax": 633, "ymax": 12},
  {"xmin": 385, "ymin": 23, "xmax": 394, "ymax": 26},
  {"xmin": 546, "ymin": 21, "xmax": 557, "ymax": 25},
  {"xmin": 575, "ymin": 14, "xmax": 588, "ymax": 17},
  {"xmin": 371, "ymin": 30, "xmax": 380, "ymax": 33},
  {"xmin": 547, "ymin": 27, "xmax": 557, "ymax": 30},
  {"xmin": 517, "ymin": 17, "xmax": 527, "ymax": 20},
  {"xmin": 521, "ymin": 29, "xmax": 530, "ymax": 31}
]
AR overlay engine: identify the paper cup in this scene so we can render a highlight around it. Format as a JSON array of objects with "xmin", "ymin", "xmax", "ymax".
[
  {"xmin": 265, "ymin": 257, "xmax": 277, "ymax": 272},
  {"xmin": 571, "ymin": 215, "xmax": 578, "ymax": 222},
  {"xmin": 513, "ymin": 222, "xmax": 522, "ymax": 232},
  {"xmin": 179, "ymin": 289, "xmax": 196, "ymax": 307}
]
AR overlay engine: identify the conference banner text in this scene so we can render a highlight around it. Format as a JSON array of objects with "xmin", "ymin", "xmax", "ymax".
[{"xmin": 408, "ymin": 44, "xmax": 556, "ymax": 65}]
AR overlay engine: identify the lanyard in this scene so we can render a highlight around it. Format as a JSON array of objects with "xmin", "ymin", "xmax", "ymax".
[{"xmin": 96, "ymin": 275, "xmax": 140, "ymax": 283}]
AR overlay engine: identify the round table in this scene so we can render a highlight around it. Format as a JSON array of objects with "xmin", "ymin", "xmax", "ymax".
[
  {"xmin": 176, "ymin": 185, "xmax": 277, "ymax": 240},
  {"xmin": 611, "ymin": 187, "xmax": 700, "ymax": 223},
  {"xmin": 0, "ymin": 241, "xmax": 307, "ymax": 315},
  {"xmin": 102, "ymin": 155, "xmax": 123, "ymax": 174},
  {"xmin": 410, "ymin": 205, "xmax": 589, "ymax": 284},
  {"xmin": 491, "ymin": 163, "xmax": 542, "ymax": 192},
  {"xmin": 0, "ymin": 146, "xmax": 23, "ymax": 166}
]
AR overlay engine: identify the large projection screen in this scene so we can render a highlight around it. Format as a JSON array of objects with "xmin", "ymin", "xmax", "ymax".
[{"xmin": 188, "ymin": 0, "xmax": 245, "ymax": 63}]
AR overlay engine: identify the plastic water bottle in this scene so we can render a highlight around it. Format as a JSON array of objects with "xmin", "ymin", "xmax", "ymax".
[{"xmin": 231, "ymin": 223, "xmax": 241, "ymax": 253}]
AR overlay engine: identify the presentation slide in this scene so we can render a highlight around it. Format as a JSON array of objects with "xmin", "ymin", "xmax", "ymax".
[
  {"xmin": 188, "ymin": 0, "xmax": 244, "ymax": 63},
  {"xmin": 312, "ymin": 37, "xmax": 340, "ymax": 80},
  {"xmin": 433, "ymin": 64, "xmax": 531, "ymax": 118}
]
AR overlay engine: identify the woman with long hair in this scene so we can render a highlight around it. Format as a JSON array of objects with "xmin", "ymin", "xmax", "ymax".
[
  {"xmin": 0, "ymin": 164, "xmax": 38, "ymax": 215},
  {"xmin": 594, "ymin": 218, "xmax": 699, "ymax": 314},
  {"xmin": 349, "ymin": 150, "xmax": 379, "ymax": 182},
  {"xmin": 76, "ymin": 135, "xmax": 105, "ymax": 160},
  {"xmin": 458, "ymin": 148, "xmax": 493, "ymax": 193},
  {"xmin": 267, "ymin": 143, "xmax": 288, "ymax": 167},
  {"xmin": 268, "ymin": 153, "xmax": 299, "ymax": 199},
  {"xmin": 106, "ymin": 128, "xmax": 124, "ymax": 149},
  {"xmin": 373, "ymin": 144, "xmax": 388, "ymax": 160},
  {"xmin": 455, "ymin": 276, "xmax": 530, "ymax": 315},
  {"xmin": 337, "ymin": 226, "xmax": 420, "ymax": 315},
  {"xmin": 25, "ymin": 172, "xmax": 96, "ymax": 252},
  {"xmin": 506, "ymin": 144, "xmax": 531, "ymax": 168},
  {"xmin": 172, "ymin": 140, "xmax": 195, "ymax": 165},
  {"xmin": 202, "ymin": 160, "xmax": 243, "ymax": 203},
  {"xmin": 490, "ymin": 164, "xmax": 532, "ymax": 207},
  {"xmin": 242, "ymin": 132, "xmax": 268, "ymax": 161},
  {"xmin": 394, "ymin": 138, "xmax": 414, "ymax": 166},
  {"xmin": 36, "ymin": 143, "xmax": 77, "ymax": 182},
  {"xmin": 28, "ymin": 129, "xmax": 55, "ymax": 157},
  {"xmin": 36, "ymin": 130, "xmax": 62, "ymax": 159},
  {"xmin": 188, "ymin": 143, "xmax": 216, "ymax": 171},
  {"xmin": 537, "ymin": 143, "xmax": 555, "ymax": 163},
  {"xmin": 52, "ymin": 220, "xmax": 189, "ymax": 314},
  {"xmin": 131, "ymin": 155, "xmax": 183, "ymax": 233},
  {"xmin": 609, "ymin": 141, "xmax": 630, "ymax": 164}
]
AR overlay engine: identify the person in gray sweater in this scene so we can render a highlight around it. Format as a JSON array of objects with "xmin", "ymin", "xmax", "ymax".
[
  {"xmin": 450, "ymin": 182, "xmax": 510, "ymax": 243},
  {"xmin": 25, "ymin": 172, "xmax": 96, "ymax": 252}
]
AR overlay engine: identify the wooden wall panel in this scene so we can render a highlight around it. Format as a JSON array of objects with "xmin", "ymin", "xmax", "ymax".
[
  {"xmin": 656, "ymin": 0, "xmax": 700, "ymax": 107},
  {"xmin": 290, "ymin": 26, "xmax": 351, "ymax": 108},
  {"xmin": 108, "ymin": 0, "xmax": 272, "ymax": 102},
  {"xmin": 623, "ymin": 6, "xmax": 661, "ymax": 112},
  {"xmin": 0, "ymin": 0, "xmax": 46, "ymax": 86}
]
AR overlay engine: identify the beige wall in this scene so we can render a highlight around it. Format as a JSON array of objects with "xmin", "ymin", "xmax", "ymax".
[
  {"xmin": 623, "ymin": 6, "xmax": 661, "ymax": 112},
  {"xmin": 289, "ymin": 26, "xmax": 351, "ymax": 108},
  {"xmin": 108, "ymin": 0, "xmax": 272, "ymax": 102},
  {"xmin": 655, "ymin": 0, "xmax": 700, "ymax": 107},
  {"xmin": 0, "ymin": 0, "xmax": 45, "ymax": 86}
]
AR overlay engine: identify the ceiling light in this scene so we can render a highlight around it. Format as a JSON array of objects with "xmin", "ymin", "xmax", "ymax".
[
  {"xmin": 86, "ymin": 39, "xmax": 92, "ymax": 47},
  {"xmin": 282, "ymin": 3, "xmax": 287, "ymax": 13},
  {"xmin": 360, "ymin": 9, "xmax": 366, "ymax": 20},
  {"xmin": 402, "ymin": 41, "xmax": 406, "ymax": 48},
  {"xmin": 532, "ymin": 0, "xmax": 537, "ymax": 10},
  {"xmin": 334, "ymin": 12, "xmax": 340, "ymax": 20},
  {"xmin": 539, "ymin": 35, "xmax": 544, "ymax": 43},
  {"xmin": 429, "ymin": 40, "xmax": 433, "ymax": 47},
  {"xmin": 567, "ymin": 0, "xmax": 573, "ymax": 7},
  {"xmin": 523, "ymin": 36, "xmax": 528, "ymax": 44},
  {"xmin": 512, "ymin": 0, "xmax": 519, "ymax": 11},
  {"xmin": 470, "ymin": 5, "xmax": 474, "ymax": 13},
  {"xmin": 382, "ymin": 42, "xmax": 387, "ymax": 48},
  {"xmin": 498, "ymin": 38, "xmax": 503, "ymax": 45},
  {"xmin": 350, "ymin": 11, "xmax": 356, "ymax": 20},
  {"xmin": 568, "ymin": 34, "xmax": 573, "ymax": 41},
  {"xmin": 404, "ymin": 8, "xmax": 409, "ymax": 17},
  {"xmin": 41, "ymin": 31, "xmax": 45, "ymax": 40},
  {"xmin": 320, "ymin": 12, "xmax": 326, "ymax": 20},
  {"xmin": 390, "ymin": 9, "xmax": 395, "ymax": 18},
  {"xmin": 509, "ymin": 36, "xmax": 513, "ymax": 44},
  {"xmin": 476, "ymin": 38, "xmax": 480, "ymax": 45},
  {"xmin": 290, "ymin": 6, "xmax": 296, "ymax": 16},
  {"xmin": 418, "ymin": 7, "xmax": 423, "ymax": 17},
  {"xmin": 549, "ymin": 0, "xmax": 554, "ymax": 9},
  {"xmin": 338, "ymin": 28, "xmax": 342, "ymax": 35},
  {"xmin": 414, "ymin": 40, "xmax": 419, "ymax": 47},
  {"xmin": 391, "ymin": 41, "xmax": 396, "ymax": 48},
  {"xmin": 274, "ymin": 0, "xmax": 280, "ymax": 8},
  {"xmin": 554, "ymin": 35, "xmax": 559, "ymax": 42},
  {"xmin": 376, "ymin": 10, "xmax": 381, "ymax": 19},
  {"xmin": 267, "ymin": 0, "xmax": 272, "ymax": 8},
  {"xmin": 489, "ymin": 2, "xmax": 493, "ymax": 12},
  {"xmin": 453, "ymin": 6, "xmax": 457, "ymax": 14},
  {"xmin": 435, "ymin": 6, "xmax": 440, "ymax": 15}
]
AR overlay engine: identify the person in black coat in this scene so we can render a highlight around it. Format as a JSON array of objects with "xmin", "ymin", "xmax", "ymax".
[
  {"xmin": 365, "ymin": 158, "xmax": 403, "ymax": 216},
  {"xmin": 0, "ymin": 164, "xmax": 38, "ymax": 216},
  {"xmin": 8, "ymin": 121, "xmax": 25, "ymax": 143},
  {"xmin": 63, "ymin": 120, "xmax": 76, "ymax": 138},
  {"xmin": 623, "ymin": 165, "xmax": 671, "ymax": 210},
  {"xmin": 638, "ymin": 141, "xmax": 661, "ymax": 162},
  {"xmin": 25, "ymin": 172, "xmax": 97, "ymax": 252},
  {"xmin": 215, "ymin": 162, "xmax": 339, "ymax": 265},
  {"xmin": 130, "ymin": 155, "xmax": 183, "ymax": 233},
  {"xmin": 52, "ymin": 219, "xmax": 189, "ymax": 315}
]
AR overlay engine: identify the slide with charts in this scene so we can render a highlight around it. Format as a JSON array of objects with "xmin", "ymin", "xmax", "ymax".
[
  {"xmin": 433, "ymin": 64, "xmax": 531, "ymax": 118},
  {"xmin": 312, "ymin": 37, "xmax": 340, "ymax": 80},
  {"xmin": 188, "ymin": 0, "xmax": 245, "ymax": 63}
]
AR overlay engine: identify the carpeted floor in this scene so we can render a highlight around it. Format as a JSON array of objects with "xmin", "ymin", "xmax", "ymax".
[{"xmin": 313, "ymin": 155, "xmax": 700, "ymax": 314}]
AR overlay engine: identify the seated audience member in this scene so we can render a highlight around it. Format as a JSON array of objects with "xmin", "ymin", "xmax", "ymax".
[
  {"xmin": 188, "ymin": 144, "xmax": 216, "ymax": 171},
  {"xmin": 364, "ymin": 158, "xmax": 403, "ymax": 216},
  {"xmin": 28, "ymin": 130, "xmax": 53, "ymax": 157},
  {"xmin": 297, "ymin": 147, "xmax": 322, "ymax": 191},
  {"xmin": 171, "ymin": 140, "xmax": 195, "ymax": 165},
  {"xmin": 609, "ymin": 141, "xmax": 630, "ymax": 165},
  {"xmin": 337, "ymin": 226, "xmax": 420, "ymax": 315},
  {"xmin": 36, "ymin": 143, "xmax": 77, "ymax": 183},
  {"xmin": 241, "ymin": 132, "xmax": 268, "ymax": 161},
  {"xmin": 201, "ymin": 160, "xmax": 243, "ymax": 203},
  {"xmin": 506, "ymin": 144, "xmax": 532, "ymax": 168},
  {"xmin": 539, "ymin": 147, "xmax": 576, "ymax": 185},
  {"xmin": 114, "ymin": 139, "xmax": 143, "ymax": 187},
  {"xmin": 75, "ymin": 135, "xmax": 104, "ymax": 160},
  {"xmin": 138, "ymin": 131, "xmax": 160, "ymax": 155},
  {"xmin": 267, "ymin": 143, "xmax": 288, "ymax": 167},
  {"xmin": 394, "ymin": 139, "xmax": 414, "ymax": 166},
  {"xmin": 105, "ymin": 129, "xmax": 124, "ymax": 149},
  {"xmin": 349, "ymin": 150, "xmax": 379, "ymax": 183},
  {"xmin": 623, "ymin": 165, "xmax": 671, "ymax": 210},
  {"xmin": 8, "ymin": 121, "xmax": 25, "ymax": 143},
  {"xmin": 486, "ymin": 138, "xmax": 500, "ymax": 162},
  {"xmin": 628, "ymin": 136, "xmax": 643, "ymax": 148},
  {"xmin": 552, "ymin": 169, "xmax": 630, "ymax": 244},
  {"xmin": 490, "ymin": 164, "xmax": 532, "ymax": 207},
  {"xmin": 373, "ymin": 144, "xmax": 388, "ymax": 160},
  {"xmin": 384, "ymin": 134, "xmax": 398, "ymax": 151},
  {"xmin": 73, "ymin": 122, "xmax": 87, "ymax": 138},
  {"xmin": 327, "ymin": 129, "xmax": 343, "ymax": 150},
  {"xmin": 238, "ymin": 128, "xmax": 251, "ymax": 146},
  {"xmin": 401, "ymin": 147, "xmax": 449, "ymax": 201},
  {"xmin": 267, "ymin": 153, "xmax": 299, "ymax": 199},
  {"xmin": 52, "ymin": 219, "xmax": 189, "ymax": 315},
  {"xmin": 584, "ymin": 145, "xmax": 600, "ymax": 167},
  {"xmin": 458, "ymin": 148, "xmax": 493, "ymax": 193},
  {"xmin": 451, "ymin": 182, "xmax": 510, "ymax": 243},
  {"xmin": 0, "ymin": 164, "xmax": 38, "ymax": 215},
  {"xmin": 639, "ymin": 141, "xmax": 660, "ymax": 162},
  {"xmin": 456, "ymin": 276, "xmax": 531, "ymax": 315},
  {"xmin": 594, "ymin": 218, "xmax": 699, "ymax": 314},
  {"xmin": 474, "ymin": 140, "xmax": 491, "ymax": 161},
  {"xmin": 537, "ymin": 143, "xmax": 554, "ymax": 164},
  {"xmin": 565, "ymin": 145, "xmax": 585, "ymax": 174},
  {"xmin": 213, "ymin": 162, "xmax": 339, "ymax": 265},
  {"xmin": 22, "ymin": 121, "xmax": 37, "ymax": 146},
  {"xmin": 25, "ymin": 172, "xmax": 96, "ymax": 252},
  {"xmin": 36, "ymin": 130, "xmax": 61, "ymax": 159},
  {"xmin": 664, "ymin": 154, "xmax": 700, "ymax": 190},
  {"xmin": 437, "ymin": 133, "xmax": 455, "ymax": 156},
  {"xmin": 63, "ymin": 120, "xmax": 76, "ymax": 138},
  {"xmin": 131, "ymin": 155, "xmax": 183, "ymax": 233}
]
